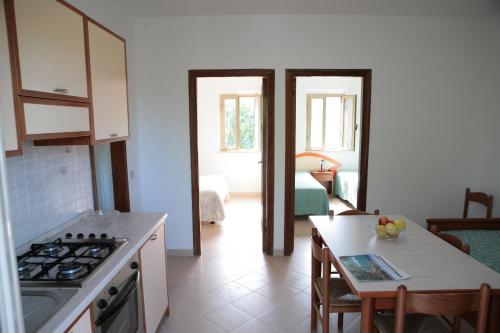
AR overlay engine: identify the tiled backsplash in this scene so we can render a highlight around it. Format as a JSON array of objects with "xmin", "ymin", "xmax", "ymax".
[{"xmin": 6, "ymin": 142, "xmax": 94, "ymax": 247}]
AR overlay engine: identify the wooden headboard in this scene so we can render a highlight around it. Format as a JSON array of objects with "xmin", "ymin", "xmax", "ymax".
[{"xmin": 295, "ymin": 152, "xmax": 343, "ymax": 171}]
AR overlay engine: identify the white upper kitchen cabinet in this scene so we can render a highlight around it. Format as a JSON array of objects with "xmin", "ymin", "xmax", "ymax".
[
  {"xmin": 140, "ymin": 224, "xmax": 169, "ymax": 332},
  {"xmin": 88, "ymin": 21, "xmax": 129, "ymax": 142},
  {"xmin": 21, "ymin": 99, "xmax": 90, "ymax": 139},
  {"xmin": 0, "ymin": 0, "xmax": 20, "ymax": 155},
  {"xmin": 13, "ymin": 0, "xmax": 88, "ymax": 99}
]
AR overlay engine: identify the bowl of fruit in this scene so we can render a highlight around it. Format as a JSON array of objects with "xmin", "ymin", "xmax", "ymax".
[{"xmin": 372, "ymin": 216, "xmax": 406, "ymax": 240}]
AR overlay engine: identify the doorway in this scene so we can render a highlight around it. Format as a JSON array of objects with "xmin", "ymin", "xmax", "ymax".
[
  {"xmin": 188, "ymin": 69, "xmax": 275, "ymax": 255},
  {"xmin": 284, "ymin": 69, "xmax": 372, "ymax": 255}
]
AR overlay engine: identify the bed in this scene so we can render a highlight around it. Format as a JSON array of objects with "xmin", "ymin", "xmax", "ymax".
[
  {"xmin": 335, "ymin": 171, "xmax": 359, "ymax": 207},
  {"xmin": 427, "ymin": 218, "xmax": 500, "ymax": 274},
  {"xmin": 295, "ymin": 171, "xmax": 329, "ymax": 216},
  {"xmin": 199, "ymin": 175, "xmax": 230, "ymax": 222}
]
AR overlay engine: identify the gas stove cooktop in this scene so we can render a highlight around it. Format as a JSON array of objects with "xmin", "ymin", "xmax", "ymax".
[{"xmin": 17, "ymin": 233, "xmax": 127, "ymax": 288}]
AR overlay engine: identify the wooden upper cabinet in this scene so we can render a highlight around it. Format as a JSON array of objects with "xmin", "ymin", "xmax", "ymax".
[
  {"xmin": 88, "ymin": 21, "xmax": 129, "ymax": 142},
  {"xmin": 1, "ymin": 0, "xmax": 21, "ymax": 155},
  {"xmin": 13, "ymin": 0, "xmax": 88, "ymax": 100}
]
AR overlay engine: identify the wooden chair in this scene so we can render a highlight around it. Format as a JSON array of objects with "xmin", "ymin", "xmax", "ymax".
[
  {"xmin": 374, "ymin": 283, "xmax": 491, "ymax": 333},
  {"xmin": 311, "ymin": 228, "xmax": 361, "ymax": 332},
  {"xmin": 430, "ymin": 225, "xmax": 470, "ymax": 254},
  {"xmin": 337, "ymin": 209, "xmax": 380, "ymax": 216},
  {"xmin": 464, "ymin": 188, "xmax": 493, "ymax": 218}
]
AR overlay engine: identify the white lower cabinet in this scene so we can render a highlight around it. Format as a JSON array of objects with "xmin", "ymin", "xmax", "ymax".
[
  {"xmin": 140, "ymin": 224, "xmax": 169, "ymax": 332},
  {"xmin": 66, "ymin": 307, "xmax": 92, "ymax": 333}
]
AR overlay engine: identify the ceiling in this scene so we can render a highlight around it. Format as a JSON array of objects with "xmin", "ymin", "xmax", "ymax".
[{"xmin": 114, "ymin": 0, "xmax": 500, "ymax": 18}]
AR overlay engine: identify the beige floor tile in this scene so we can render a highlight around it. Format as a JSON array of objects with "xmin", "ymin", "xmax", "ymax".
[
  {"xmin": 209, "ymin": 281, "xmax": 253, "ymax": 302},
  {"xmin": 254, "ymin": 281, "xmax": 302, "ymax": 302},
  {"xmin": 257, "ymin": 305, "xmax": 308, "ymax": 331},
  {"xmin": 180, "ymin": 293, "xmax": 230, "ymax": 316},
  {"xmin": 234, "ymin": 272, "xmax": 270, "ymax": 291},
  {"xmin": 160, "ymin": 195, "xmax": 357, "ymax": 333},
  {"xmin": 204, "ymin": 304, "xmax": 253, "ymax": 332},
  {"xmin": 157, "ymin": 307, "xmax": 224, "ymax": 333},
  {"xmin": 216, "ymin": 265, "xmax": 252, "ymax": 281},
  {"xmin": 282, "ymin": 271, "xmax": 311, "ymax": 290},
  {"xmin": 232, "ymin": 292, "xmax": 277, "ymax": 316},
  {"xmin": 229, "ymin": 318, "xmax": 282, "ymax": 333}
]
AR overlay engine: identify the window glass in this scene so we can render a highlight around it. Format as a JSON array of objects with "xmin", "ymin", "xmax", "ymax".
[
  {"xmin": 310, "ymin": 98, "xmax": 324, "ymax": 148},
  {"xmin": 224, "ymin": 98, "xmax": 237, "ymax": 148},
  {"xmin": 239, "ymin": 97, "xmax": 256, "ymax": 150},
  {"xmin": 325, "ymin": 96, "xmax": 341, "ymax": 150},
  {"xmin": 343, "ymin": 97, "xmax": 355, "ymax": 149}
]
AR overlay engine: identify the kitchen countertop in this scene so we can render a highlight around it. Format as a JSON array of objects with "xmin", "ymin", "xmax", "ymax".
[{"xmin": 23, "ymin": 212, "xmax": 167, "ymax": 333}]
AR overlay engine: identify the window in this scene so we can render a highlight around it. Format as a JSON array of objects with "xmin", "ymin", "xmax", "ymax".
[
  {"xmin": 220, "ymin": 94, "xmax": 260, "ymax": 151},
  {"xmin": 306, "ymin": 94, "xmax": 356, "ymax": 151}
]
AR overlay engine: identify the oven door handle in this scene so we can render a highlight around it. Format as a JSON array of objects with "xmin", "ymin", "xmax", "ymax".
[{"xmin": 95, "ymin": 270, "xmax": 140, "ymax": 327}]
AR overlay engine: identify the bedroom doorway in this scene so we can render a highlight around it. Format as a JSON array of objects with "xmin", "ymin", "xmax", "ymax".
[
  {"xmin": 189, "ymin": 69, "xmax": 275, "ymax": 256},
  {"xmin": 284, "ymin": 69, "xmax": 372, "ymax": 255}
]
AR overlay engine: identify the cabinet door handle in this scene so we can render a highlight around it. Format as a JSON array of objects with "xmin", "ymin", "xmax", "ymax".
[
  {"xmin": 110, "ymin": 133, "xmax": 118, "ymax": 137},
  {"xmin": 150, "ymin": 234, "xmax": 158, "ymax": 241},
  {"xmin": 53, "ymin": 88, "xmax": 69, "ymax": 94}
]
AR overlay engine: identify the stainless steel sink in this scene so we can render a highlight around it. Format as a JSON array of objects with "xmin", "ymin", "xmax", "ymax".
[{"xmin": 21, "ymin": 289, "xmax": 77, "ymax": 333}]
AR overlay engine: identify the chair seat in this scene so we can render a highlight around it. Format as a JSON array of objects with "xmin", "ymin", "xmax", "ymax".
[
  {"xmin": 315, "ymin": 277, "xmax": 361, "ymax": 307},
  {"xmin": 374, "ymin": 312, "xmax": 450, "ymax": 333}
]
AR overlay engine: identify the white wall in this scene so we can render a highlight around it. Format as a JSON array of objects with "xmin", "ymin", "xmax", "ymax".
[
  {"xmin": 197, "ymin": 77, "xmax": 262, "ymax": 193},
  {"xmin": 467, "ymin": 12, "xmax": 500, "ymax": 217},
  {"xmin": 131, "ymin": 14, "xmax": 500, "ymax": 251},
  {"xmin": 295, "ymin": 77, "xmax": 362, "ymax": 172}
]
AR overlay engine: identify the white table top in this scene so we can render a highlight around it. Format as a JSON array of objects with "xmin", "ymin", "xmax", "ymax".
[{"xmin": 310, "ymin": 214, "xmax": 500, "ymax": 297}]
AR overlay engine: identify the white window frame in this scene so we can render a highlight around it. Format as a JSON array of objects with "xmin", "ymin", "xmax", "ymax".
[
  {"xmin": 219, "ymin": 94, "xmax": 261, "ymax": 152},
  {"xmin": 306, "ymin": 94, "xmax": 356, "ymax": 152}
]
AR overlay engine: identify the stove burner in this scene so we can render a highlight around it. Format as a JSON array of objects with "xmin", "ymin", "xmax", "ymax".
[
  {"xmin": 18, "ymin": 262, "xmax": 30, "ymax": 273},
  {"xmin": 88, "ymin": 244, "xmax": 101, "ymax": 255},
  {"xmin": 58, "ymin": 263, "xmax": 83, "ymax": 276},
  {"xmin": 43, "ymin": 243, "xmax": 62, "ymax": 254}
]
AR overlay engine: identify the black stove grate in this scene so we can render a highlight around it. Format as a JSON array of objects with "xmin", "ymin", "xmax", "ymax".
[{"xmin": 17, "ymin": 237, "xmax": 119, "ymax": 283}]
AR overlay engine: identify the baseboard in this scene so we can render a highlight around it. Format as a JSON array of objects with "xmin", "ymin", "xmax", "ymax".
[
  {"xmin": 167, "ymin": 249, "xmax": 194, "ymax": 256},
  {"xmin": 273, "ymin": 249, "xmax": 285, "ymax": 256},
  {"xmin": 230, "ymin": 192, "xmax": 261, "ymax": 198}
]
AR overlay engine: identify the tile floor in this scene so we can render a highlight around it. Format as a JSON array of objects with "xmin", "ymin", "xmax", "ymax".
[{"xmin": 158, "ymin": 195, "xmax": 359, "ymax": 332}]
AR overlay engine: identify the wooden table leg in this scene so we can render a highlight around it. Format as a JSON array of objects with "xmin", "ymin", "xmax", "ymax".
[{"xmin": 361, "ymin": 297, "xmax": 375, "ymax": 333}]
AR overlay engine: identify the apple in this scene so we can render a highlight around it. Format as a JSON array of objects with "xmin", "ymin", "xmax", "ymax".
[{"xmin": 378, "ymin": 216, "xmax": 389, "ymax": 225}]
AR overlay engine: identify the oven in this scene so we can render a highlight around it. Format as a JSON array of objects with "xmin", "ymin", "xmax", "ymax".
[{"xmin": 92, "ymin": 254, "xmax": 144, "ymax": 333}]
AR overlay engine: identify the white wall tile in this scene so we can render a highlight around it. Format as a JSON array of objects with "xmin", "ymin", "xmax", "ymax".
[{"xmin": 6, "ymin": 142, "xmax": 94, "ymax": 247}]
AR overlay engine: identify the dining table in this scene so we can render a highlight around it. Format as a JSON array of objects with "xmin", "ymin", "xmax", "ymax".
[{"xmin": 310, "ymin": 214, "xmax": 500, "ymax": 333}]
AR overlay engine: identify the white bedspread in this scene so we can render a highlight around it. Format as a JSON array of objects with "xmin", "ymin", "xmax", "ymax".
[
  {"xmin": 199, "ymin": 175, "xmax": 230, "ymax": 222},
  {"xmin": 335, "ymin": 171, "xmax": 359, "ymax": 207}
]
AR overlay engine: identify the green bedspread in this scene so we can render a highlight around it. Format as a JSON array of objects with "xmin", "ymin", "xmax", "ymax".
[
  {"xmin": 445, "ymin": 230, "xmax": 500, "ymax": 273},
  {"xmin": 295, "ymin": 171, "xmax": 329, "ymax": 216}
]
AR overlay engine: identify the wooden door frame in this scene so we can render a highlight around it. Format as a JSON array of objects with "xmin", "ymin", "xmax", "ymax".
[
  {"xmin": 284, "ymin": 69, "xmax": 372, "ymax": 255},
  {"xmin": 188, "ymin": 69, "xmax": 275, "ymax": 255}
]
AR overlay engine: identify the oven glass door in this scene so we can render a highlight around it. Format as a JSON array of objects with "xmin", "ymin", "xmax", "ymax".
[{"xmin": 95, "ymin": 271, "xmax": 142, "ymax": 333}]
